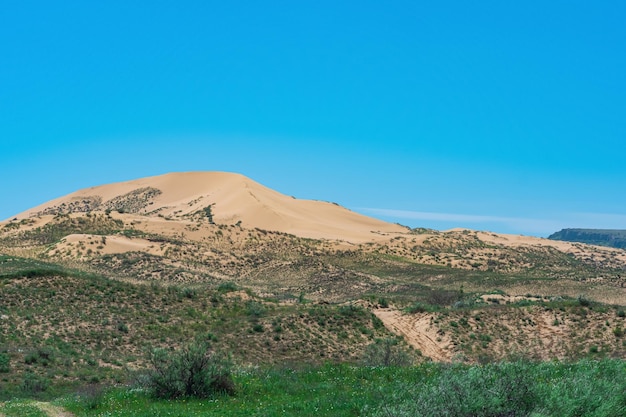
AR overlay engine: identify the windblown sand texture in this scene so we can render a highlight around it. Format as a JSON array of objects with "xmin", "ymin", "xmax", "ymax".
[{"xmin": 14, "ymin": 172, "xmax": 407, "ymax": 243}]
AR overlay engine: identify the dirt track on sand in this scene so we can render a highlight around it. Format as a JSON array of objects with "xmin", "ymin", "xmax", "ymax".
[{"xmin": 373, "ymin": 308, "xmax": 451, "ymax": 361}]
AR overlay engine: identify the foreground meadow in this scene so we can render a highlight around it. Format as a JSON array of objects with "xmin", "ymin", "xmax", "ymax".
[{"xmin": 2, "ymin": 359, "xmax": 621, "ymax": 417}]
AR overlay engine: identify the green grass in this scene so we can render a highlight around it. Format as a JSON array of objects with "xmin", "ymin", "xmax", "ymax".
[
  {"xmin": 61, "ymin": 364, "xmax": 432, "ymax": 416},
  {"xmin": 0, "ymin": 255, "xmax": 76, "ymax": 279},
  {"xmin": 53, "ymin": 359, "xmax": 626, "ymax": 417},
  {"xmin": 0, "ymin": 401, "xmax": 48, "ymax": 416}
]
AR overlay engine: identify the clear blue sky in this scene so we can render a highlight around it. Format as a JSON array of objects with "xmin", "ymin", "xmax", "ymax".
[{"xmin": 2, "ymin": 1, "xmax": 625, "ymax": 236}]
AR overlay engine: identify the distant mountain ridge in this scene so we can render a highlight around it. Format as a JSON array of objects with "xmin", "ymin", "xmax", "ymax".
[{"xmin": 548, "ymin": 228, "xmax": 626, "ymax": 249}]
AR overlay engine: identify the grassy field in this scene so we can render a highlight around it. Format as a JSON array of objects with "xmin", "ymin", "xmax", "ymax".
[{"xmin": 1, "ymin": 359, "xmax": 622, "ymax": 416}]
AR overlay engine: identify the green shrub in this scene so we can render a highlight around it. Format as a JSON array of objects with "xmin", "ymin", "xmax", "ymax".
[
  {"xmin": 453, "ymin": 298, "xmax": 476, "ymax": 309},
  {"xmin": 577, "ymin": 295, "xmax": 591, "ymax": 307},
  {"xmin": 117, "ymin": 322, "xmax": 129, "ymax": 333},
  {"xmin": 24, "ymin": 347, "xmax": 54, "ymax": 366},
  {"xmin": 405, "ymin": 302, "xmax": 428, "ymax": 313},
  {"xmin": 479, "ymin": 334, "xmax": 492, "ymax": 343},
  {"xmin": 217, "ymin": 282, "xmax": 238, "ymax": 293},
  {"xmin": 362, "ymin": 338, "xmax": 412, "ymax": 367},
  {"xmin": 339, "ymin": 304, "xmax": 366, "ymax": 318},
  {"xmin": 370, "ymin": 361, "xmax": 537, "ymax": 416},
  {"xmin": 76, "ymin": 384, "xmax": 107, "ymax": 410},
  {"xmin": 203, "ymin": 205, "xmax": 214, "ymax": 223},
  {"xmin": 245, "ymin": 301, "xmax": 265, "ymax": 318},
  {"xmin": 0, "ymin": 352, "xmax": 10, "ymax": 373},
  {"xmin": 145, "ymin": 340, "xmax": 235, "ymax": 399},
  {"xmin": 427, "ymin": 289, "xmax": 460, "ymax": 306},
  {"xmin": 182, "ymin": 287, "xmax": 197, "ymax": 299},
  {"xmin": 21, "ymin": 372, "xmax": 49, "ymax": 394}
]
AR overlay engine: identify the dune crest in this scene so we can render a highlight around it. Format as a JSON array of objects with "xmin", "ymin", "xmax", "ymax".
[{"xmin": 14, "ymin": 171, "xmax": 407, "ymax": 242}]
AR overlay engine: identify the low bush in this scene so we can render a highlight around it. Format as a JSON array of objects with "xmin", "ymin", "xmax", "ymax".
[
  {"xmin": 405, "ymin": 301, "xmax": 441, "ymax": 313},
  {"xmin": 217, "ymin": 282, "xmax": 238, "ymax": 293},
  {"xmin": 0, "ymin": 353, "xmax": 10, "ymax": 373},
  {"xmin": 21, "ymin": 372, "xmax": 49, "ymax": 394},
  {"xmin": 370, "ymin": 361, "xmax": 537, "ymax": 416},
  {"xmin": 405, "ymin": 302, "xmax": 428, "ymax": 313},
  {"xmin": 362, "ymin": 338, "xmax": 413, "ymax": 367},
  {"xmin": 144, "ymin": 340, "xmax": 235, "ymax": 399},
  {"xmin": 577, "ymin": 295, "xmax": 591, "ymax": 307},
  {"xmin": 245, "ymin": 301, "xmax": 265, "ymax": 318},
  {"xmin": 181, "ymin": 287, "xmax": 197, "ymax": 299},
  {"xmin": 427, "ymin": 289, "xmax": 460, "ymax": 306},
  {"xmin": 76, "ymin": 384, "xmax": 108, "ymax": 410}
]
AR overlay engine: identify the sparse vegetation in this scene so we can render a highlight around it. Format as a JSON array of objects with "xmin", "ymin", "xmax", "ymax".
[
  {"xmin": 0, "ymin": 352, "xmax": 11, "ymax": 373},
  {"xmin": 203, "ymin": 204, "xmax": 215, "ymax": 224},
  {"xmin": 362, "ymin": 338, "xmax": 414, "ymax": 366},
  {"xmin": 0, "ymin": 257, "xmax": 391, "ymax": 399},
  {"xmin": 1, "ymin": 186, "xmax": 626, "ymax": 413}
]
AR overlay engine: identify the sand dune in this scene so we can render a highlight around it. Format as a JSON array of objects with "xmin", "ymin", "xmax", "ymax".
[
  {"xmin": 13, "ymin": 172, "xmax": 408, "ymax": 242},
  {"xmin": 474, "ymin": 230, "xmax": 626, "ymax": 262},
  {"xmin": 9, "ymin": 171, "xmax": 626, "ymax": 256}
]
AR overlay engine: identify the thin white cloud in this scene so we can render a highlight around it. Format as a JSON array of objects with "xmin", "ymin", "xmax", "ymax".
[
  {"xmin": 358, "ymin": 208, "xmax": 626, "ymax": 236},
  {"xmin": 360, "ymin": 209, "xmax": 514, "ymax": 223}
]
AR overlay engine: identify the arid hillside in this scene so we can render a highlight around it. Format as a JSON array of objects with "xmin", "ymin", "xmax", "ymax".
[{"xmin": 1, "ymin": 172, "xmax": 625, "ymax": 390}]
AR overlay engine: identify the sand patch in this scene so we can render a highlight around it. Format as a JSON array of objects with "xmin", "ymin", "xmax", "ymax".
[
  {"xmin": 479, "ymin": 294, "xmax": 544, "ymax": 304},
  {"xmin": 373, "ymin": 308, "xmax": 452, "ymax": 361},
  {"xmin": 33, "ymin": 402, "xmax": 75, "ymax": 417},
  {"xmin": 47, "ymin": 233, "xmax": 163, "ymax": 258},
  {"xmin": 13, "ymin": 172, "xmax": 408, "ymax": 243}
]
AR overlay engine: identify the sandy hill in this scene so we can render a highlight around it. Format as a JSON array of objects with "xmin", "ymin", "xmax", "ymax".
[
  {"xmin": 12, "ymin": 171, "xmax": 407, "ymax": 242},
  {"xmin": 1, "ymin": 172, "xmax": 626, "ymax": 371}
]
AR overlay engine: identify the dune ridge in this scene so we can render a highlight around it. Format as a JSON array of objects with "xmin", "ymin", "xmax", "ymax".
[{"xmin": 13, "ymin": 171, "xmax": 407, "ymax": 242}]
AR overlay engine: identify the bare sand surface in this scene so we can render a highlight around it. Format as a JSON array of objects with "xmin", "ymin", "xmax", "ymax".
[
  {"xmin": 33, "ymin": 402, "xmax": 74, "ymax": 417},
  {"xmin": 476, "ymin": 230, "xmax": 624, "ymax": 255},
  {"xmin": 47, "ymin": 234, "xmax": 163, "ymax": 257},
  {"xmin": 13, "ymin": 172, "xmax": 407, "ymax": 243},
  {"xmin": 373, "ymin": 308, "xmax": 451, "ymax": 361}
]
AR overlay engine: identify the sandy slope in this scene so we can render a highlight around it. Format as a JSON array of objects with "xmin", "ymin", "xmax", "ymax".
[
  {"xmin": 5, "ymin": 172, "xmax": 626, "ymax": 266},
  {"xmin": 12, "ymin": 172, "xmax": 407, "ymax": 243},
  {"xmin": 475, "ymin": 230, "xmax": 626, "ymax": 263},
  {"xmin": 47, "ymin": 234, "xmax": 164, "ymax": 258},
  {"xmin": 373, "ymin": 308, "xmax": 452, "ymax": 361}
]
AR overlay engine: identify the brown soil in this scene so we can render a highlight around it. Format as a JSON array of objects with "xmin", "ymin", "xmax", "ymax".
[
  {"xmin": 33, "ymin": 402, "xmax": 75, "ymax": 417},
  {"xmin": 373, "ymin": 308, "xmax": 452, "ymax": 361}
]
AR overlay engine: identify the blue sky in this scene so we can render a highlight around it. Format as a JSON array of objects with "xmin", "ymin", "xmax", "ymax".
[{"xmin": 2, "ymin": 1, "xmax": 625, "ymax": 236}]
